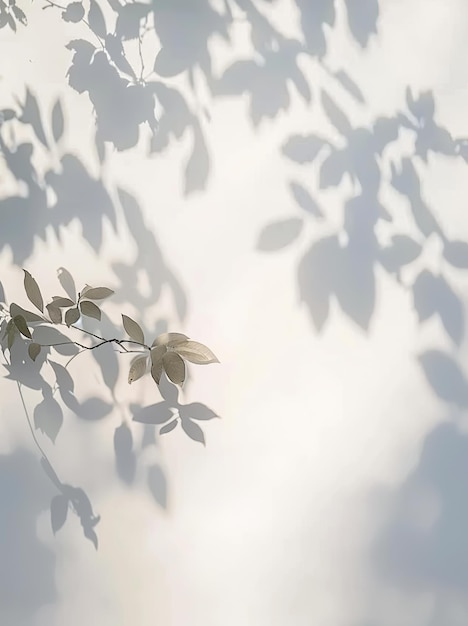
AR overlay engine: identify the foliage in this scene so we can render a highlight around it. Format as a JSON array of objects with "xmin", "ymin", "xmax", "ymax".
[{"xmin": 0, "ymin": 268, "xmax": 219, "ymax": 545}]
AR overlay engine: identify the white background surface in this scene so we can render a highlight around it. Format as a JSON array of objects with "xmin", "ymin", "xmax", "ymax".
[{"xmin": 1, "ymin": 0, "xmax": 468, "ymax": 624}]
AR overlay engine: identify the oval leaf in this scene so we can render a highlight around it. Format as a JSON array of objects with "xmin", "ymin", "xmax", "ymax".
[
  {"xmin": 28, "ymin": 342, "xmax": 41, "ymax": 362},
  {"xmin": 163, "ymin": 351, "xmax": 186, "ymax": 385},
  {"xmin": 80, "ymin": 300, "xmax": 101, "ymax": 321},
  {"xmin": 175, "ymin": 340, "xmax": 219, "ymax": 364},
  {"xmin": 181, "ymin": 418, "xmax": 205, "ymax": 445},
  {"xmin": 80, "ymin": 287, "xmax": 114, "ymax": 300},
  {"xmin": 23, "ymin": 269, "xmax": 43, "ymax": 312},
  {"xmin": 152, "ymin": 332, "xmax": 189, "ymax": 347},
  {"xmin": 128, "ymin": 354, "xmax": 148, "ymax": 384},
  {"xmin": 50, "ymin": 494, "xmax": 69, "ymax": 534},
  {"xmin": 13, "ymin": 314, "xmax": 31, "ymax": 339},
  {"xmin": 10, "ymin": 302, "xmax": 43, "ymax": 323},
  {"xmin": 151, "ymin": 360, "xmax": 163, "ymax": 385},
  {"xmin": 159, "ymin": 420, "xmax": 178, "ymax": 435},
  {"xmin": 7, "ymin": 323, "xmax": 17, "ymax": 350},
  {"xmin": 88, "ymin": 0, "xmax": 106, "ymax": 37},
  {"xmin": 65, "ymin": 307, "xmax": 80, "ymax": 326},
  {"xmin": 52, "ymin": 99, "xmax": 64, "ymax": 143},
  {"xmin": 51, "ymin": 296, "xmax": 75, "ymax": 307},
  {"xmin": 122, "ymin": 314, "xmax": 144, "ymax": 344},
  {"xmin": 57, "ymin": 267, "xmax": 76, "ymax": 300},
  {"xmin": 46, "ymin": 304, "xmax": 62, "ymax": 324}
]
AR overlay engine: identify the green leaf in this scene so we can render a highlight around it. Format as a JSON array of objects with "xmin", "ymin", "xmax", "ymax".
[
  {"xmin": 79, "ymin": 287, "xmax": 114, "ymax": 300},
  {"xmin": 13, "ymin": 314, "xmax": 31, "ymax": 339},
  {"xmin": 10, "ymin": 302, "xmax": 43, "ymax": 323},
  {"xmin": 163, "ymin": 351, "xmax": 186, "ymax": 385},
  {"xmin": 152, "ymin": 332, "xmax": 189, "ymax": 347},
  {"xmin": 46, "ymin": 303, "xmax": 62, "ymax": 324},
  {"xmin": 122, "ymin": 314, "xmax": 144, "ymax": 344},
  {"xmin": 128, "ymin": 354, "xmax": 148, "ymax": 384},
  {"xmin": 80, "ymin": 300, "xmax": 101, "ymax": 320},
  {"xmin": 51, "ymin": 99, "xmax": 64, "ymax": 143},
  {"xmin": 23, "ymin": 269, "xmax": 44, "ymax": 312},
  {"xmin": 65, "ymin": 307, "xmax": 80, "ymax": 326},
  {"xmin": 88, "ymin": 0, "xmax": 106, "ymax": 37},
  {"xmin": 50, "ymin": 494, "xmax": 69, "ymax": 534},
  {"xmin": 28, "ymin": 342, "xmax": 41, "ymax": 362},
  {"xmin": 159, "ymin": 420, "xmax": 178, "ymax": 435},
  {"xmin": 51, "ymin": 296, "xmax": 75, "ymax": 307},
  {"xmin": 174, "ymin": 340, "xmax": 219, "ymax": 365}
]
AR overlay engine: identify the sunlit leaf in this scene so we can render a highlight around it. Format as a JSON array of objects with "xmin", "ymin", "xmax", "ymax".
[
  {"xmin": 162, "ymin": 351, "xmax": 185, "ymax": 385},
  {"xmin": 51, "ymin": 296, "xmax": 75, "ymax": 307},
  {"xmin": 122, "ymin": 314, "xmax": 144, "ymax": 343},
  {"xmin": 151, "ymin": 360, "xmax": 163, "ymax": 385},
  {"xmin": 181, "ymin": 418, "xmax": 205, "ymax": 445},
  {"xmin": 80, "ymin": 287, "xmax": 114, "ymax": 300},
  {"xmin": 88, "ymin": 0, "xmax": 106, "ymax": 37},
  {"xmin": 152, "ymin": 332, "xmax": 188, "ymax": 347},
  {"xmin": 13, "ymin": 314, "xmax": 31, "ymax": 339},
  {"xmin": 80, "ymin": 300, "xmax": 101, "ymax": 320},
  {"xmin": 51, "ymin": 99, "xmax": 64, "ymax": 143},
  {"xmin": 10, "ymin": 302, "xmax": 43, "ymax": 323},
  {"xmin": 50, "ymin": 494, "xmax": 69, "ymax": 534},
  {"xmin": 175, "ymin": 340, "xmax": 219, "ymax": 364},
  {"xmin": 128, "ymin": 354, "xmax": 148, "ymax": 384},
  {"xmin": 46, "ymin": 304, "xmax": 62, "ymax": 324},
  {"xmin": 23, "ymin": 269, "xmax": 43, "ymax": 312},
  {"xmin": 159, "ymin": 420, "xmax": 178, "ymax": 435},
  {"xmin": 28, "ymin": 342, "xmax": 41, "ymax": 362},
  {"xmin": 65, "ymin": 307, "xmax": 80, "ymax": 326},
  {"xmin": 150, "ymin": 345, "xmax": 165, "ymax": 385}
]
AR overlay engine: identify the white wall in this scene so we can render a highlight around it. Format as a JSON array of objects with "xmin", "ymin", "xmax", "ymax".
[{"xmin": 1, "ymin": 0, "xmax": 468, "ymax": 624}]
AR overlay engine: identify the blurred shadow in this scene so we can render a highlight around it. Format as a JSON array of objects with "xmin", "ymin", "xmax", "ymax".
[
  {"xmin": 0, "ymin": 448, "xmax": 56, "ymax": 625},
  {"xmin": 372, "ymin": 420, "xmax": 468, "ymax": 622},
  {"xmin": 263, "ymin": 85, "xmax": 468, "ymax": 334}
]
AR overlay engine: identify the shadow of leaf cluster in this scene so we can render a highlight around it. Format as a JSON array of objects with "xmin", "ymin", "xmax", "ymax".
[
  {"xmin": 7, "ymin": 0, "xmax": 381, "ymax": 193},
  {"xmin": 259, "ymin": 87, "xmax": 468, "ymax": 338}
]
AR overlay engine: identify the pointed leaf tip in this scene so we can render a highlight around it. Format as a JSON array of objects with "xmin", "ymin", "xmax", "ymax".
[
  {"xmin": 122, "ymin": 314, "xmax": 145, "ymax": 344},
  {"xmin": 128, "ymin": 354, "xmax": 148, "ymax": 384},
  {"xmin": 23, "ymin": 269, "xmax": 44, "ymax": 312},
  {"xmin": 174, "ymin": 340, "xmax": 219, "ymax": 364}
]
